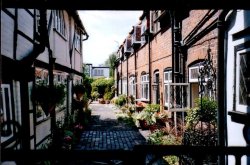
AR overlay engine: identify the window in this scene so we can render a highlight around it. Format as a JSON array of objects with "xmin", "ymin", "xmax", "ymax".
[
  {"xmin": 118, "ymin": 79, "xmax": 122, "ymax": 95},
  {"xmin": 75, "ymin": 26, "xmax": 81, "ymax": 51},
  {"xmin": 35, "ymin": 9, "xmax": 40, "ymax": 35},
  {"xmin": 122, "ymin": 78, "xmax": 127, "ymax": 95},
  {"xmin": 132, "ymin": 25, "xmax": 142, "ymax": 44},
  {"xmin": 150, "ymin": 10, "xmax": 161, "ymax": 33},
  {"xmin": 238, "ymin": 52, "xmax": 250, "ymax": 105},
  {"xmin": 189, "ymin": 64, "xmax": 205, "ymax": 83},
  {"xmin": 141, "ymin": 74, "xmax": 149, "ymax": 100},
  {"xmin": 93, "ymin": 69, "xmax": 104, "ymax": 76},
  {"xmin": 164, "ymin": 70, "xmax": 172, "ymax": 106},
  {"xmin": 129, "ymin": 76, "xmax": 136, "ymax": 97},
  {"xmin": 54, "ymin": 10, "xmax": 66, "ymax": 37},
  {"xmin": 1, "ymin": 84, "xmax": 13, "ymax": 137},
  {"xmin": 236, "ymin": 50, "xmax": 250, "ymax": 110}
]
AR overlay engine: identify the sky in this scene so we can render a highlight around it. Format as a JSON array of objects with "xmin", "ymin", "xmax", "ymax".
[{"xmin": 78, "ymin": 10, "xmax": 143, "ymax": 66}]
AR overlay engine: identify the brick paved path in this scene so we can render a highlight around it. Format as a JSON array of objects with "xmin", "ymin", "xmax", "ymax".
[
  {"xmin": 74, "ymin": 101, "xmax": 147, "ymax": 151},
  {"xmin": 71, "ymin": 102, "xmax": 167, "ymax": 165}
]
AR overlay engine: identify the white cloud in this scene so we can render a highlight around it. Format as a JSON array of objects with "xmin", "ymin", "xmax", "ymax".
[{"xmin": 78, "ymin": 10, "xmax": 143, "ymax": 66}]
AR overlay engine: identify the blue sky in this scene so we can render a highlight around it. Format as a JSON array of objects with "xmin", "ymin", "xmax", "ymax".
[{"xmin": 78, "ymin": 10, "xmax": 143, "ymax": 66}]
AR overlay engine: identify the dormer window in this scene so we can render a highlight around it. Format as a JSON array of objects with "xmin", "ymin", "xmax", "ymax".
[
  {"xmin": 124, "ymin": 37, "xmax": 132, "ymax": 54},
  {"xmin": 150, "ymin": 10, "xmax": 161, "ymax": 34},
  {"xmin": 141, "ymin": 16, "xmax": 148, "ymax": 44},
  {"xmin": 132, "ymin": 25, "xmax": 142, "ymax": 49}
]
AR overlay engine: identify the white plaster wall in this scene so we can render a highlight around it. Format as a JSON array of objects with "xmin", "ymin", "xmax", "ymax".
[
  {"xmin": 226, "ymin": 10, "xmax": 250, "ymax": 165},
  {"xmin": 1, "ymin": 11, "xmax": 14, "ymax": 58}
]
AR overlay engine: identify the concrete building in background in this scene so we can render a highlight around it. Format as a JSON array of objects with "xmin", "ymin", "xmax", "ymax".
[{"xmin": 91, "ymin": 66, "xmax": 110, "ymax": 78}]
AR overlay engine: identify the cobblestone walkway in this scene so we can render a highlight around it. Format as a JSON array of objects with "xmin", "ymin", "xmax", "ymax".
[{"xmin": 74, "ymin": 101, "xmax": 147, "ymax": 151}]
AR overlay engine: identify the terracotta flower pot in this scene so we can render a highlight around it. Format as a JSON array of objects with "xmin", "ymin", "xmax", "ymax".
[{"xmin": 139, "ymin": 120, "xmax": 149, "ymax": 130}]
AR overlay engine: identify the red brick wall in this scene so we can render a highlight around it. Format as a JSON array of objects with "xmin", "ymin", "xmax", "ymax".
[
  {"xmin": 183, "ymin": 10, "xmax": 220, "ymax": 81},
  {"xmin": 116, "ymin": 9, "xmax": 220, "ymax": 104}
]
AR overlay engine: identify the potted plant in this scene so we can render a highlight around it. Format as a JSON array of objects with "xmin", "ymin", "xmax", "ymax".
[
  {"xmin": 135, "ymin": 104, "xmax": 160, "ymax": 130},
  {"xmin": 32, "ymin": 83, "xmax": 65, "ymax": 116}
]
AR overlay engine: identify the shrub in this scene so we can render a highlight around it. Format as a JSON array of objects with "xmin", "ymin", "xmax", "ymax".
[
  {"xmin": 91, "ymin": 91, "xmax": 100, "ymax": 100},
  {"xmin": 185, "ymin": 97, "xmax": 217, "ymax": 128},
  {"xmin": 115, "ymin": 94, "xmax": 127, "ymax": 107},
  {"xmin": 103, "ymin": 91, "xmax": 113, "ymax": 101}
]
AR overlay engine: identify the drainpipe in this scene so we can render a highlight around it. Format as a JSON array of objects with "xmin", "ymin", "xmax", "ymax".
[
  {"xmin": 217, "ymin": 9, "xmax": 230, "ymax": 165},
  {"xmin": 148, "ymin": 34, "xmax": 152, "ymax": 104},
  {"xmin": 126, "ymin": 55, "xmax": 129, "ymax": 96},
  {"xmin": 121, "ymin": 58, "xmax": 123, "ymax": 94},
  {"xmin": 134, "ymin": 52, "xmax": 137, "ymax": 100},
  {"xmin": 170, "ymin": 11, "xmax": 175, "ymax": 82}
]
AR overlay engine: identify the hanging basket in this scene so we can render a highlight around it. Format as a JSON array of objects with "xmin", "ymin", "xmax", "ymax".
[{"xmin": 32, "ymin": 84, "xmax": 65, "ymax": 116}]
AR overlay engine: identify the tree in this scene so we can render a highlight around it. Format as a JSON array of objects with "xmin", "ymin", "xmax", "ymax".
[
  {"xmin": 104, "ymin": 52, "xmax": 117, "ymax": 78},
  {"xmin": 82, "ymin": 66, "xmax": 93, "ymax": 99}
]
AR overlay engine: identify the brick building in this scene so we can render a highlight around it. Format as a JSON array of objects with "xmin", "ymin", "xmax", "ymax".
[
  {"xmin": 115, "ymin": 10, "xmax": 219, "ymax": 109},
  {"xmin": 115, "ymin": 10, "xmax": 250, "ymax": 164}
]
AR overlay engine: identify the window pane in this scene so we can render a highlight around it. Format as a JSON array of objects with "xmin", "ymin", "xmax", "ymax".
[
  {"xmin": 239, "ymin": 53, "xmax": 250, "ymax": 105},
  {"xmin": 164, "ymin": 85, "xmax": 168, "ymax": 103},
  {"xmin": 191, "ymin": 68, "xmax": 199, "ymax": 79},
  {"xmin": 145, "ymin": 83, "xmax": 149, "ymax": 99}
]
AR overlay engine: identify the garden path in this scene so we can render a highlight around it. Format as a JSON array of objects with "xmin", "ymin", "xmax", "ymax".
[{"xmin": 74, "ymin": 101, "xmax": 147, "ymax": 151}]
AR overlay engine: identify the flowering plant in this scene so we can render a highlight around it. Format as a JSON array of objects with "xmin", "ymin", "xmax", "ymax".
[
  {"xmin": 74, "ymin": 124, "xmax": 83, "ymax": 130},
  {"xmin": 74, "ymin": 124, "xmax": 84, "ymax": 140}
]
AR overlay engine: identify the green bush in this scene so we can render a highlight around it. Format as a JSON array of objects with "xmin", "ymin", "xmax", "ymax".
[
  {"xmin": 104, "ymin": 91, "xmax": 113, "ymax": 101},
  {"xmin": 186, "ymin": 97, "xmax": 217, "ymax": 128},
  {"xmin": 91, "ymin": 91, "xmax": 100, "ymax": 100},
  {"xmin": 115, "ymin": 94, "xmax": 127, "ymax": 107},
  {"xmin": 91, "ymin": 78, "xmax": 114, "ymax": 98}
]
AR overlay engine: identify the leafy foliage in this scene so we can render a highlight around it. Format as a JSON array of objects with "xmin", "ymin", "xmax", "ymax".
[
  {"xmin": 103, "ymin": 91, "xmax": 114, "ymax": 101},
  {"xmin": 104, "ymin": 52, "xmax": 117, "ymax": 77},
  {"xmin": 135, "ymin": 104, "xmax": 160, "ymax": 125},
  {"xmin": 91, "ymin": 77, "xmax": 114, "ymax": 98},
  {"xmin": 185, "ymin": 97, "xmax": 217, "ymax": 128},
  {"xmin": 114, "ymin": 94, "xmax": 127, "ymax": 107}
]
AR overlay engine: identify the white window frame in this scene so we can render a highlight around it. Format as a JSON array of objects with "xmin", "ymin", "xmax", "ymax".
[
  {"xmin": 235, "ymin": 48, "xmax": 250, "ymax": 113},
  {"xmin": 129, "ymin": 76, "xmax": 136, "ymax": 97},
  {"xmin": 141, "ymin": 74, "xmax": 149, "ymax": 100},
  {"xmin": 189, "ymin": 64, "xmax": 207, "ymax": 83},
  {"xmin": 132, "ymin": 25, "xmax": 142, "ymax": 44},
  {"xmin": 1, "ymin": 84, "xmax": 14, "ymax": 142},
  {"xmin": 164, "ymin": 70, "xmax": 172, "ymax": 107},
  {"xmin": 54, "ymin": 10, "xmax": 66, "ymax": 37},
  {"xmin": 122, "ymin": 78, "xmax": 127, "ymax": 95},
  {"xmin": 75, "ymin": 26, "xmax": 81, "ymax": 52},
  {"xmin": 149, "ymin": 10, "xmax": 161, "ymax": 34},
  {"xmin": 1, "ymin": 84, "xmax": 13, "ymax": 123}
]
